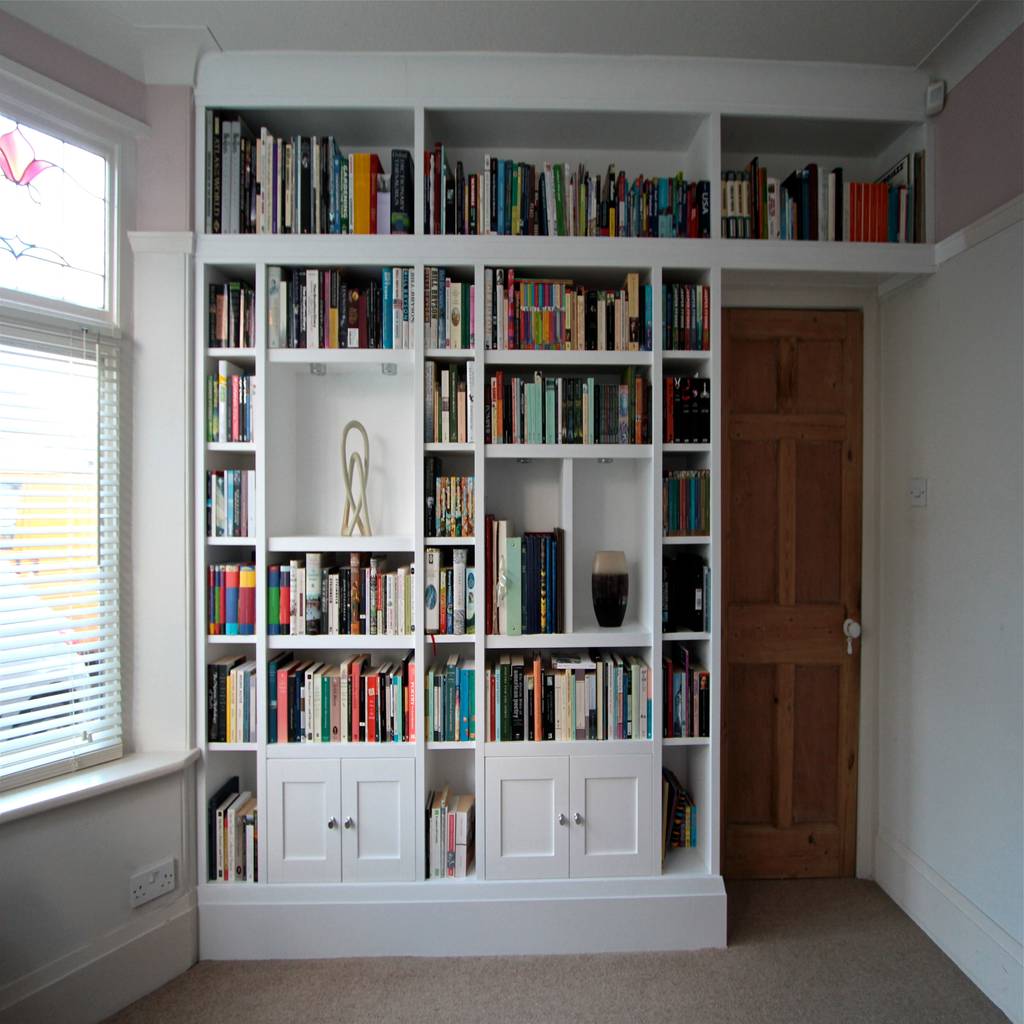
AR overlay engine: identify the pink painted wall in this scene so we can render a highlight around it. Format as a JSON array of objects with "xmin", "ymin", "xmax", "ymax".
[
  {"xmin": 138, "ymin": 85, "xmax": 194, "ymax": 231},
  {"xmin": 0, "ymin": 10, "xmax": 146, "ymax": 123},
  {"xmin": 934, "ymin": 25, "xmax": 1024, "ymax": 239}
]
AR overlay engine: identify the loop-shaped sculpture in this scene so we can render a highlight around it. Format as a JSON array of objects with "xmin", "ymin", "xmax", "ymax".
[{"xmin": 340, "ymin": 419, "xmax": 372, "ymax": 536}]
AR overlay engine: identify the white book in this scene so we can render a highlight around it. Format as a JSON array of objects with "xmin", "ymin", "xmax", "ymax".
[
  {"xmin": 225, "ymin": 790, "xmax": 250, "ymax": 882},
  {"xmin": 245, "ymin": 821, "xmax": 255, "ymax": 882},
  {"xmin": 452, "ymin": 548, "xmax": 466, "ymax": 635},
  {"xmin": 425, "ymin": 547, "xmax": 441, "ymax": 633},
  {"xmin": 440, "ymin": 368, "xmax": 450, "ymax": 444},
  {"xmin": 306, "ymin": 269, "xmax": 318, "ymax": 348},
  {"xmin": 767, "ymin": 178, "xmax": 779, "ymax": 239},
  {"xmin": 267, "ymin": 266, "xmax": 282, "ymax": 346},
  {"xmin": 496, "ymin": 519, "xmax": 508, "ymax": 634}
]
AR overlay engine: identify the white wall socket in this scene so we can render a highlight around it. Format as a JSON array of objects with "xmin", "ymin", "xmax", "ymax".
[{"xmin": 130, "ymin": 858, "xmax": 176, "ymax": 908}]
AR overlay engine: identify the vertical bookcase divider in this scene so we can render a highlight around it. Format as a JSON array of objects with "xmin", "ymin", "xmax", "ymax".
[
  {"xmin": 472, "ymin": 261, "xmax": 487, "ymax": 875},
  {"xmin": 708, "ymin": 262, "xmax": 723, "ymax": 877}
]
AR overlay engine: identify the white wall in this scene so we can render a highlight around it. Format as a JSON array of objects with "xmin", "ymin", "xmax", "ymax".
[{"xmin": 877, "ymin": 220, "xmax": 1023, "ymax": 1022}]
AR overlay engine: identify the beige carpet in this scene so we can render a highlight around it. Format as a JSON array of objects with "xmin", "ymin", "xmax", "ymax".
[{"xmin": 102, "ymin": 879, "xmax": 1007, "ymax": 1024}]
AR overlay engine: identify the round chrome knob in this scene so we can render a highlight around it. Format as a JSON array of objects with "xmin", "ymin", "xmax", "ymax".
[
  {"xmin": 557, "ymin": 813, "xmax": 567, "ymax": 826},
  {"xmin": 327, "ymin": 817, "xmax": 338, "ymax": 830},
  {"xmin": 573, "ymin": 812, "xmax": 584, "ymax": 825},
  {"xmin": 343, "ymin": 816, "xmax": 354, "ymax": 829}
]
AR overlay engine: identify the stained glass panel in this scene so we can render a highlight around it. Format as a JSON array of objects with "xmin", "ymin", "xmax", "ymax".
[{"xmin": 0, "ymin": 113, "xmax": 109, "ymax": 311}]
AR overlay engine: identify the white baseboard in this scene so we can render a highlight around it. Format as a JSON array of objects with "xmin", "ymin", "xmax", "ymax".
[
  {"xmin": 199, "ymin": 887, "xmax": 727, "ymax": 959},
  {"xmin": 875, "ymin": 832, "xmax": 1023, "ymax": 1024},
  {"xmin": 0, "ymin": 893, "xmax": 197, "ymax": 1024}
]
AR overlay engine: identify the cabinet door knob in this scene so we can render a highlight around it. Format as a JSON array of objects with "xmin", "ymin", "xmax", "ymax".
[
  {"xmin": 573, "ymin": 812, "xmax": 584, "ymax": 825},
  {"xmin": 327, "ymin": 817, "xmax": 338, "ymax": 830},
  {"xmin": 343, "ymin": 816, "xmax": 355, "ymax": 830},
  {"xmin": 557, "ymin": 813, "xmax": 567, "ymax": 826}
]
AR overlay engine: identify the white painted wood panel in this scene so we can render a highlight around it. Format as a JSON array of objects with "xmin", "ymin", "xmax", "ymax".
[{"xmin": 267, "ymin": 759, "xmax": 341, "ymax": 883}]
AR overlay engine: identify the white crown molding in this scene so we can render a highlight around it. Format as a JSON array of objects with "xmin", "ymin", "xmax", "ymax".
[
  {"xmin": 920, "ymin": 0, "xmax": 1024, "ymax": 94},
  {"xmin": 129, "ymin": 231, "xmax": 196, "ymax": 255}
]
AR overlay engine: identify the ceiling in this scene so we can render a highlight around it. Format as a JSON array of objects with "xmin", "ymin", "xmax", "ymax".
[{"xmin": 0, "ymin": 0, "xmax": 1003, "ymax": 84}]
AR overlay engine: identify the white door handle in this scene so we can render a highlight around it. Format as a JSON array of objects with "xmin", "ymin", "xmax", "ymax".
[{"xmin": 843, "ymin": 618, "xmax": 862, "ymax": 655}]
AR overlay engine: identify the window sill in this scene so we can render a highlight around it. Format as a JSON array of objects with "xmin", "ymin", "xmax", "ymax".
[{"xmin": 0, "ymin": 750, "xmax": 199, "ymax": 826}]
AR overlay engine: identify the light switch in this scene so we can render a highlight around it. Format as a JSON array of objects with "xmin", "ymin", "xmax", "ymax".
[{"xmin": 909, "ymin": 477, "xmax": 927, "ymax": 507}]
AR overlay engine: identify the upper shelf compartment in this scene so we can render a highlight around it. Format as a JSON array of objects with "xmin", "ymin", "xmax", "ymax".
[{"xmin": 422, "ymin": 108, "xmax": 715, "ymax": 240}]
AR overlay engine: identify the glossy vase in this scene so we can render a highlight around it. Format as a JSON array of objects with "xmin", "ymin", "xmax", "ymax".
[{"xmin": 592, "ymin": 550, "xmax": 628, "ymax": 628}]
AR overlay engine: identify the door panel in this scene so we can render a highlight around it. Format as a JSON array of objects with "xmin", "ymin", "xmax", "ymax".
[
  {"xmin": 485, "ymin": 756, "xmax": 568, "ymax": 880},
  {"xmin": 723, "ymin": 309, "xmax": 862, "ymax": 879},
  {"xmin": 569, "ymin": 754, "xmax": 651, "ymax": 878},
  {"xmin": 341, "ymin": 757, "xmax": 415, "ymax": 882},
  {"xmin": 267, "ymin": 758, "xmax": 341, "ymax": 883}
]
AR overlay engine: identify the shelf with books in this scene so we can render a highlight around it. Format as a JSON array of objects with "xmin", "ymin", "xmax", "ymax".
[
  {"xmin": 426, "ymin": 633, "xmax": 475, "ymax": 646},
  {"xmin": 424, "ymin": 442, "xmax": 474, "ymax": 453},
  {"xmin": 207, "ymin": 635, "xmax": 257, "ymax": 646},
  {"xmin": 484, "ymin": 739, "xmax": 655, "ymax": 757},
  {"xmin": 207, "ymin": 536, "xmax": 257, "ymax": 547},
  {"xmin": 266, "ymin": 742, "xmax": 418, "ymax": 759},
  {"xmin": 208, "ymin": 347, "xmax": 257, "ymax": 360},
  {"xmin": 484, "ymin": 626, "xmax": 651, "ymax": 651},
  {"xmin": 425, "ymin": 536, "xmax": 475, "ymax": 547},
  {"xmin": 486, "ymin": 444, "xmax": 652, "ymax": 461},
  {"xmin": 664, "ymin": 631, "xmax": 711, "ymax": 642},
  {"xmin": 427, "ymin": 741, "xmax": 476, "ymax": 751},
  {"xmin": 485, "ymin": 349, "xmax": 653, "ymax": 367},
  {"xmin": 662, "ymin": 737, "xmax": 710, "ymax": 748},
  {"xmin": 207, "ymin": 441, "xmax": 256, "ymax": 454},
  {"xmin": 209, "ymin": 742, "xmax": 259, "ymax": 752},
  {"xmin": 662, "ymin": 536, "xmax": 710, "ymax": 547},
  {"xmin": 663, "ymin": 443, "xmax": 711, "ymax": 454}
]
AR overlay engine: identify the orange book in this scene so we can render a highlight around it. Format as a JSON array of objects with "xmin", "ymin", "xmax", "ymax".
[{"xmin": 354, "ymin": 153, "xmax": 371, "ymax": 234}]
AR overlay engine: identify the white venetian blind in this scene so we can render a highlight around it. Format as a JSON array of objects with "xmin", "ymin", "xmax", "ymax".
[{"xmin": 0, "ymin": 319, "xmax": 121, "ymax": 791}]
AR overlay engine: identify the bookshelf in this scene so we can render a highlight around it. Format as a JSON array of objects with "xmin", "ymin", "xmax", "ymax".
[{"xmin": 191, "ymin": 52, "xmax": 935, "ymax": 956}]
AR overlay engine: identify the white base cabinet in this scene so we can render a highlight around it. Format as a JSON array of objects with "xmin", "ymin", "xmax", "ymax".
[
  {"xmin": 486, "ymin": 754, "xmax": 652, "ymax": 880},
  {"xmin": 267, "ymin": 757, "xmax": 416, "ymax": 883}
]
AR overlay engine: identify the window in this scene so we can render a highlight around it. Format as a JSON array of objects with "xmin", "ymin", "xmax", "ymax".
[{"xmin": 0, "ymin": 96, "xmax": 124, "ymax": 792}]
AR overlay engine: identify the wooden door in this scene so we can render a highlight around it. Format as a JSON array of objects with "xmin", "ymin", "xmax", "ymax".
[
  {"xmin": 485, "ymin": 756, "xmax": 569, "ymax": 880},
  {"xmin": 722, "ymin": 309, "xmax": 862, "ymax": 878},
  {"xmin": 341, "ymin": 757, "xmax": 416, "ymax": 882},
  {"xmin": 266, "ymin": 758, "xmax": 342, "ymax": 883},
  {"xmin": 569, "ymin": 754, "xmax": 652, "ymax": 878}
]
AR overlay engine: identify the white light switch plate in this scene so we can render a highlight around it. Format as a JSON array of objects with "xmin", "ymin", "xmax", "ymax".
[{"xmin": 909, "ymin": 477, "xmax": 927, "ymax": 507}]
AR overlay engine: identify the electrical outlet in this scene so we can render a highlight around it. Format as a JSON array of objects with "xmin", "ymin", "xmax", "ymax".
[{"xmin": 130, "ymin": 858, "xmax": 176, "ymax": 908}]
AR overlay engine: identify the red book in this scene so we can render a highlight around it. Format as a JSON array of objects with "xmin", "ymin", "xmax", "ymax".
[
  {"xmin": 369, "ymin": 153, "xmax": 383, "ymax": 234},
  {"xmin": 687, "ymin": 183, "xmax": 698, "ymax": 237},
  {"xmin": 277, "ymin": 661, "xmax": 291, "ymax": 742},
  {"xmin": 407, "ymin": 660, "xmax": 415, "ymax": 742},
  {"xmin": 702, "ymin": 286, "xmax": 710, "ymax": 350},
  {"xmin": 366, "ymin": 670, "xmax": 378, "ymax": 742},
  {"xmin": 351, "ymin": 656, "xmax": 362, "ymax": 741},
  {"xmin": 279, "ymin": 570, "xmax": 290, "ymax": 632}
]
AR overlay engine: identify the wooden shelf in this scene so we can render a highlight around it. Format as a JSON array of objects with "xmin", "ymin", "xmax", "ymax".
[
  {"xmin": 424, "ymin": 442, "xmax": 474, "ymax": 453},
  {"xmin": 425, "ymin": 348, "xmax": 476, "ymax": 360},
  {"xmin": 663, "ymin": 631, "xmax": 711, "ymax": 642},
  {"xmin": 268, "ymin": 347, "xmax": 413, "ymax": 367},
  {"xmin": 485, "ymin": 623, "xmax": 650, "ymax": 650},
  {"xmin": 267, "ymin": 634, "xmax": 414, "ymax": 650},
  {"xmin": 485, "ymin": 349, "xmax": 652, "ymax": 367},
  {"xmin": 426, "ymin": 741, "xmax": 477, "ymax": 751},
  {"xmin": 206, "ymin": 634, "xmax": 256, "ymax": 645},
  {"xmin": 206, "ymin": 535, "xmax": 256, "ymax": 546},
  {"xmin": 424, "ymin": 536, "xmax": 474, "ymax": 546},
  {"xmin": 662, "ymin": 737, "xmax": 711, "ymax": 747},
  {"xmin": 425, "ymin": 633, "xmax": 476, "ymax": 645},
  {"xmin": 663, "ymin": 535, "xmax": 711, "ymax": 546},
  {"xmin": 663, "ymin": 443, "xmax": 710, "ymax": 454},
  {"xmin": 207, "ymin": 442, "xmax": 255, "ymax": 453},
  {"xmin": 207, "ymin": 347, "xmax": 256, "ymax": 360},
  {"xmin": 208, "ymin": 742, "xmax": 258, "ymax": 752},
  {"xmin": 266, "ymin": 742, "xmax": 417, "ymax": 759}
]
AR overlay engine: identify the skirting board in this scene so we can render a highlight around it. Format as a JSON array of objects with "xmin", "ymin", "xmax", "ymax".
[
  {"xmin": 875, "ymin": 833, "xmax": 1023, "ymax": 1024},
  {"xmin": 199, "ymin": 886, "xmax": 727, "ymax": 959},
  {"xmin": 0, "ymin": 897, "xmax": 197, "ymax": 1024}
]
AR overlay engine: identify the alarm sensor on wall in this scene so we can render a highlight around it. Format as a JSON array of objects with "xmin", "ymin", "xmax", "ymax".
[{"xmin": 926, "ymin": 80, "xmax": 946, "ymax": 116}]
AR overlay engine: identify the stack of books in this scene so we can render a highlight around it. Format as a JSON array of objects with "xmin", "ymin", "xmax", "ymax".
[
  {"xmin": 486, "ymin": 652, "xmax": 652, "ymax": 741},
  {"xmin": 424, "ymin": 460, "xmax": 474, "ymax": 538},
  {"xmin": 662, "ymin": 284, "xmax": 711, "ymax": 351},
  {"xmin": 663, "ymin": 376, "xmax": 711, "ymax": 444},
  {"xmin": 206, "ymin": 469, "xmax": 255, "ymax": 538},
  {"xmin": 267, "ymin": 654, "xmax": 414, "ymax": 743},
  {"xmin": 662, "ymin": 768, "xmax": 697, "ymax": 857},
  {"xmin": 424, "ymin": 361, "xmax": 475, "ymax": 443},
  {"xmin": 424, "ymin": 547, "xmax": 474, "ymax": 636},
  {"xmin": 208, "ymin": 776, "xmax": 257, "ymax": 882},
  {"xmin": 663, "ymin": 469, "xmax": 711, "ymax": 537},
  {"xmin": 267, "ymin": 554, "xmax": 413, "ymax": 637},
  {"xmin": 484, "ymin": 520, "xmax": 564, "ymax": 635},
  {"xmin": 424, "ymin": 268, "xmax": 474, "ymax": 349},
  {"xmin": 209, "ymin": 280, "xmax": 255, "ymax": 347},
  {"xmin": 426, "ymin": 655, "xmax": 476, "ymax": 742},
  {"xmin": 426, "ymin": 788, "xmax": 475, "ymax": 879},
  {"xmin": 206, "ymin": 361, "xmax": 255, "ymax": 443},
  {"xmin": 662, "ymin": 642, "xmax": 710, "ymax": 738},
  {"xmin": 663, "ymin": 553, "xmax": 710, "ymax": 635},
  {"xmin": 207, "ymin": 563, "xmax": 256, "ymax": 635},
  {"xmin": 206, "ymin": 656, "xmax": 258, "ymax": 743}
]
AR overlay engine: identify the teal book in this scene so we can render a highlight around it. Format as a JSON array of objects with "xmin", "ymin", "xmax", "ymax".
[{"xmin": 506, "ymin": 536, "xmax": 522, "ymax": 636}]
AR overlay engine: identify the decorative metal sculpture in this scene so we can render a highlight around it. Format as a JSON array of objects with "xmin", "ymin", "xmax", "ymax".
[{"xmin": 340, "ymin": 419, "xmax": 372, "ymax": 536}]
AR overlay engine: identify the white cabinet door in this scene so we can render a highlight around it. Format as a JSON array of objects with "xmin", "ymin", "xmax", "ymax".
[
  {"xmin": 569, "ymin": 754, "xmax": 652, "ymax": 878},
  {"xmin": 485, "ymin": 756, "xmax": 569, "ymax": 881},
  {"xmin": 341, "ymin": 757, "xmax": 416, "ymax": 882},
  {"xmin": 267, "ymin": 758, "xmax": 342, "ymax": 883}
]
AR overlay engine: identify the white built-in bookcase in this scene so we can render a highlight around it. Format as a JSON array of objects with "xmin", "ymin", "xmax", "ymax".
[{"xmin": 191, "ymin": 52, "xmax": 935, "ymax": 957}]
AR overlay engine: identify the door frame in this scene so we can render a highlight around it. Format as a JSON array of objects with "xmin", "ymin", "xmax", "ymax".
[{"xmin": 720, "ymin": 281, "xmax": 881, "ymax": 880}]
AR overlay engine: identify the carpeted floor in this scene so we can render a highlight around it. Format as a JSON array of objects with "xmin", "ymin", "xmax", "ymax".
[{"xmin": 102, "ymin": 879, "xmax": 1007, "ymax": 1023}]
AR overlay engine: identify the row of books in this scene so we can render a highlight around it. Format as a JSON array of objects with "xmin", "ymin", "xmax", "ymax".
[
  {"xmin": 206, "ymin": 656, "xmax": 257, "ymax": 744},
  {"xmin": 721, "ymin": 152, "xmax": 925, "ymax": 243},
  {"xmin": 425, "ymin": 268, "xmax": 475, "ymax": 349},
  {"xmin": 424, "ymin": 547, "xmax": 476, "ymax": 635},
  {"xmin": 663, "ymin": 469, "xmax": 711, "ymax": 537},
  {"xmin": 268, "ymin": 653, "xmax": 415, "ymax": 743},
  {"xmin": 425, "ymin": 147, "xmax": 710, "ymax": 238},
  {"xmin": 206, "ymin": 361, "xmax": 255, "ymax": 444},
  {"xmin": 204, "ymin": 112, "xmax": 413, "ymax": 235},
  {"xmin": 426, "ymin": 655, "xmax": 476, "ymax": 742},
  {"xmin": 484, "ymin": 269, "xmax": 649, "ymax": 352},
  {"xmin": 662, "ymin": 768, "xmax": 697, "ymax": 856},
  {"xmin": 486, "ymin": 652, "xmax": 652, "ymax": 742},
  {"xmin": 424, "ymin": 360, "xmax": 475, "ymax": 444},
  {"xmin": 484, "ymin": 520, "xmax": 565, "ymax": 636},
  {"xmin": 663, "ymin": 553, "xmax": 711, "ymax": 635},
  {"xmin": 424, "ymin": 462, "xmax": 474, "ymax": 538},
  {"xmin": 267, "ymin": 266, "xmax": 413, "ymax": 350},
  {"xmin": 663, "ymin": 283, "xmax": 711, "ymax": 351},
  {"xmin": 427, "ymin": 788, "xmax": 475, "ymax": 879},
  {"xmin": 267, "ymin": 555, "xmax": 414, "ymax": 636},
  {"xmin": 663, "ymin": 643, "xmax": 710, "ymax": 738},
  {"xmin": 485, "ymin": 369, "xmax": 652, "ymax": 445},
  {"xmin": 664, "ymin": 376, "xmax": 711, "ymax": 444},
  {"xmin": 207, "ymin": 776, "xmax": 257, "ymax": 881},
  {"xmin": 209, "ymin": 281, "xmax": 255, "ymax": 348},
  {"xmin": 206, "ymin": 469, "xmax": 255, "ymax": 539},
  {"xmin": 208, "ymin": 563, "xmax": 256, "ymax": 635}
]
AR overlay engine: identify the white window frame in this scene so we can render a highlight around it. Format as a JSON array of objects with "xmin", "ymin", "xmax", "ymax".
[{"xmin": 0, "ymin": 57, "xmax": 144, "ymax": 791}]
